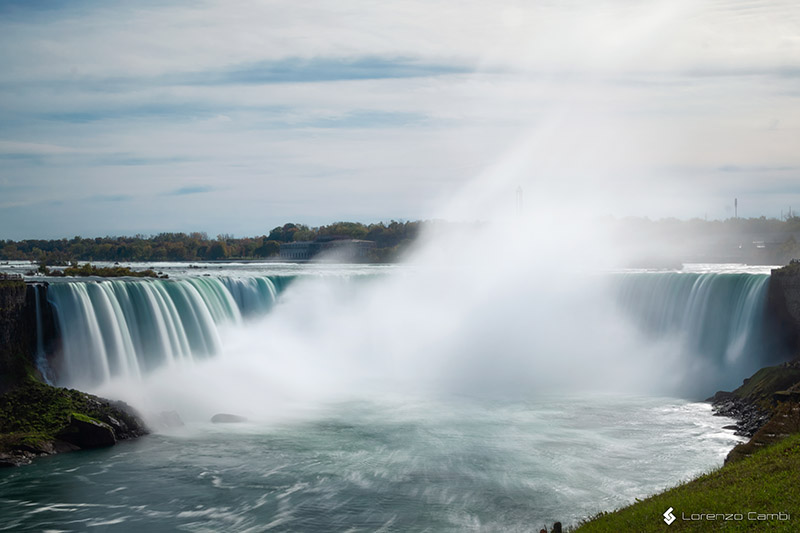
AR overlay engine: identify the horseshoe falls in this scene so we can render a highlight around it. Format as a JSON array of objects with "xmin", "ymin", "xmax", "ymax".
[
  {"xmin": 4, "ymin": 265, "xmax": 788, "ymax": 531},
  {"xmin": 41, "ymin": 270, "xmax": 784, "ymax": 396}
]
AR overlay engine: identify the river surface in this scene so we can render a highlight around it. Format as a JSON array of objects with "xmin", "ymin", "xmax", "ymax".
[{"xmin": 0, "ymin": 395, "xmax": 741, "ymax": 532}]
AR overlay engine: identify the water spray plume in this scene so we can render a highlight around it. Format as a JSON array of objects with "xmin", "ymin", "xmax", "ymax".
[{"xmin": 43, "ymin": 1, "xmax": 785, "ymax": 426}]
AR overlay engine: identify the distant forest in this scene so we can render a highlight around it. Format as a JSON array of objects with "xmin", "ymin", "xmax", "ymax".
[
  {"xmin": 3, "ymin": 216, "xmax": 800, "ymax": 266},
  {"xmin": 0, "ymin": 221, "xmax": 423, "ymax": 264}
]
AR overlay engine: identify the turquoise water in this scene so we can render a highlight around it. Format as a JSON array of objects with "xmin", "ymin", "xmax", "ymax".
[
  {"xmin": 614, "ymin": 271, "xmax": 789, "ymax": 394},
  {"xmin": 0, "ymin": 395, "xmax": 741, "ymax": 532}
]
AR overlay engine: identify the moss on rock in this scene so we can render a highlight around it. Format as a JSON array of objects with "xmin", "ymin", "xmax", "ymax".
[{"xmin": 0, "ymin": 376, "xmax": 148, "ymax": 466}]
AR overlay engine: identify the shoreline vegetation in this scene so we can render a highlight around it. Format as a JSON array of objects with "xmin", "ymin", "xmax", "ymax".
[{"xmin": 37, "ymin": 261, "xmax": 168, "ymax": 279}]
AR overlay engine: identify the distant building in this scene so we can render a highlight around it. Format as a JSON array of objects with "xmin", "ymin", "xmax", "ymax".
[
  {"xmin": 279, "ymin": 241, "xmax": 314, "ymax": 261},
  {"xmin": 279, "ymin": 238, "xmax": 376, "ymax": 262}
]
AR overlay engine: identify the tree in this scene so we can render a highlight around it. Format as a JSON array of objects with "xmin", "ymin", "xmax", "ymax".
[
  {"xmin": 207, "ymin": 242, "xmax": 228, "ymax": 260},
  {"xmin": 254, "ymin": 240, "xmax": 280, "ymax": 257},
  {"xmin": 293, "ymin": 229, "xmax": 315, "ymax": 241}
]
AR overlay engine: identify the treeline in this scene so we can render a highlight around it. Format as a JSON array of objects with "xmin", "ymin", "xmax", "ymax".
[
  {"xmin": 0, "ymin": 221, "xmax": 423, "ymax": 264},
  {"xmin": 6, "ymin": 215, "xmax": 800, "ymax": 266}
]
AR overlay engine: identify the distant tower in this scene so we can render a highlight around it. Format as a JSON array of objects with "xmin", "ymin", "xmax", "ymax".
[
  {"xmin": 735, "ymin": 198, "xmax": 738, "ymax": 219},
  {"xmin": 516, "ymin": 186, "xmax": 523, "ymax": 215}
]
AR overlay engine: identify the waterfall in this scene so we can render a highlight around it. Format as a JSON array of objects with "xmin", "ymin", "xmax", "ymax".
[
  {"xmin": 40, "ymin": 270, "xmax": 787, "ymax": 395},
  {"xmin": 46, "ymin": 276, "xmax": 289, "ymax": 388},
  {"xmin": 615, "ymin": 272, "xmax": 786, "ymax": 391},
  {"xmin": 32, "ymin": 284, "xmax": 53, "ymax": 384}
]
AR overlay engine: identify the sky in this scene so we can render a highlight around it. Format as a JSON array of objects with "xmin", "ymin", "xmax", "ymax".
[{"xmin": 0, "ymin": 0, "xmax": 799, "ymax": 239}]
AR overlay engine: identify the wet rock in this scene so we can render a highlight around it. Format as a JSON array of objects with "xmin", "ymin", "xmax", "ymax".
[
  {"xmin": 211, "ymin": 413, "xmax": 248, "ymax": 424},
  {"xmin": 101, "ymin": 400, "xmax": 148, "ymax": 440},
  {"xmin": 0, "ymin": 451, "xmax": 34, "ymax": 467},
  {"xmin": 153, "ymin": 410, "xmax": 184, "ymax": 430},
  {"xmin": 57, "ymin": 414, "xmax": 116, "ymax": 448},
  {"xmin": 712, "ymin": 396, "xmax": 770, "ymax": 437}
]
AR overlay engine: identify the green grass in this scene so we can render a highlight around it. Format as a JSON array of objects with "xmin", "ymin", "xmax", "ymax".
[
  {"xmin": 69, "ymin": 412, "xmax": 102, "ymax": 425},
  {"xmin": 735, "ymin": 365, "xmax": 800, "ymax": 409},
  {"xmin": 574, "ymin": 433, "xmax": 800, "ymax": 532}
]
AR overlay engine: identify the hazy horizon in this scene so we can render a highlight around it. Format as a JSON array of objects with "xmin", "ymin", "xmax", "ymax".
[{"xmin": 2, "ymin": 213, "xmax": 800, "ymax": 243}]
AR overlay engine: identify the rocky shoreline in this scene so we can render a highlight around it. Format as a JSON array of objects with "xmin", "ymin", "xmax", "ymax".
[
  {"xmin": 707, "ymin": 357, "xmax": 800, "ymax": 464},
  {"xmin": 709, "ymin": 391, "xmax": 771, "ymax": 437}
]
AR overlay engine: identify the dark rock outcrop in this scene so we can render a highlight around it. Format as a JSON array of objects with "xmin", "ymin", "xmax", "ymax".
[
  {"xmin": 0, "ymin": 279, "xmax": 57, "ymax": 392},
  {"xmin": 0, "ymin": 379, "xmax": 149, "ymax": 467},
  {"xmin": 57, "ymin": 414, "xmax": 116, "ymax": 448},
  {"xmin": 0, "ymin": 278, "xmax": 32, "ymax": 392},
  {"xmin": 711, "ymin": 394, "xmax": 771, "ymax": 437}
]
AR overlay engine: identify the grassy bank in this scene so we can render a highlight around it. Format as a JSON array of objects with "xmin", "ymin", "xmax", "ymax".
[{"xmin": 575, "ymin": 431, "xmax": 800, "ymax": 532}]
